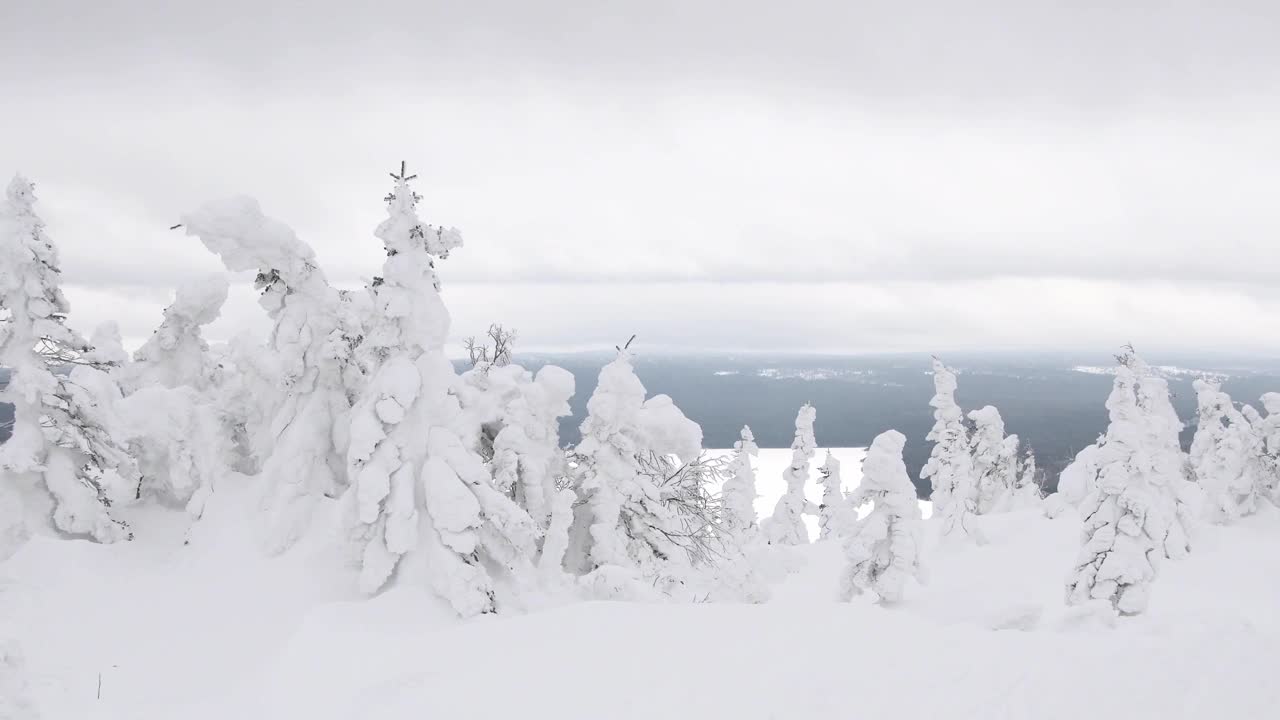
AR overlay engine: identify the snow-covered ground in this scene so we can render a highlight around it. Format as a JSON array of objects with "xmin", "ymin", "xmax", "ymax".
[{"xmin": 2, "ymin": 454, "xmax": 1279, "ymax": 719}]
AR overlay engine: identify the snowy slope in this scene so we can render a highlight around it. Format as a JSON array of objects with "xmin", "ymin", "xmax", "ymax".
[{"xmin": 2, "ymin": 463, "xmax": 1279, "ymax": 719}]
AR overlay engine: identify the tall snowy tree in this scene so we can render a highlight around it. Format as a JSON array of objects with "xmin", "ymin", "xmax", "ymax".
[
  {"xmin": 839, "ymin": 430, "xmax": 922, "ymax": 604},
  {"xmin": 344, "ymin": 165, "xmax": 547, "ymax": 616},
  {"xmin": 968, "ymin": 405, "xmax": 1018, "ymax": 514},
  {"xmin": 181, "ymin": 196, "xmax": 364, "ymax": 553},
  {"xmin": 817, "ymin": 451, "xmax": 855, "ymax": 540},
  {"xmin": 720, "ymin": 425, "xmax": 760, "ymax": 538},
  {"xmin": 1065, "ymin": 351, "xmax": 1192, "ymax": 615},
  {"xmin": 761, "ymin": 404, "xmax": 818, "ymax": 546},
  {"xmin": 921, "ymin": 357, "xmax": 976, "ymax": 538},
  {"xmin": 1190, "ymin": 379, "xmax": 1261, "ymax": 523},
  {"xmin": 567, "ymin": 349, "xmax": 708, "ymax": 599},
  {"xmin": 1131, "ymin": 357, "xmax": 1193, "ymax": 560},
  {"xmin": 0, "ymin": 176, "xmax": 137, "ymax": 544}
]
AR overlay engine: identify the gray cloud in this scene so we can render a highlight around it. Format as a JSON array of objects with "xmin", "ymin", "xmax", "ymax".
[{"xmin": 3, "ymin": 2, "xmax": 1278, "ymax": 353}]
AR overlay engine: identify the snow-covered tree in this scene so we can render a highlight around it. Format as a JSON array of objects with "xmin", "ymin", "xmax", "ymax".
[
  {"xmin": 761, "ymin": 404, "xmax": 818, "ymax": 546},
  {"xmin": 720, "ymin": 425, "xmax": 760, "ymax": 538},
  {"xmin": 344, "ymin": 166, "xmax": 546, "ymax": 616},
  {"xmin": 1065, "ymin": 351, "xmax": 1192, "ymax": 616},
  {"xmin": 1190, "ymin": 379, "xmax": 1260, "ymax": 523},
  {"xmin": 968, "ymin": 405, "xmax": 1018, "ymax": 514},
  {"xmin": 181, "ymin": 196, "xmax": 363, "ymax": 553},
  {"xmin": 839, "ymin": 429, "xmax": 922, "ymax": 604},
  {"xmin": 1252, "ymin": 393, "xmax": 1280, "ymax": 503},
  {"xmin": 566, "ymin": 350, "xmax": 707, "ymax": 599},
  {"xmin": 921, "ymin": 357, "xmax": 976, "ymax": 537},
  {"xmin": 1131, "ymin": 358, "xmax": 1193, "ymax": 560},
  {"xmin": 456, "ymin": 360, "xmax": 575, "ymax": 529},
  {"xmin": 121, "ymin": 275, "xmax": 228, "ymax": 393},
  {"xmin": 817, "ymin": 451, "xmax": 855, "ymax": 540},
  {"xmin": 0, "ymin": 175, "xmax": 137, "ymax": 543},
  {"xmin": 1007, "ymin": 445, "xmax": 1043, "ymax": 508}
]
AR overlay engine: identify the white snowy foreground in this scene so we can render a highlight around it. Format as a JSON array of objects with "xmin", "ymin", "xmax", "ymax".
[{"xmin": 2, "ymin": 452, "xmax": 1279, "ymax": 719}]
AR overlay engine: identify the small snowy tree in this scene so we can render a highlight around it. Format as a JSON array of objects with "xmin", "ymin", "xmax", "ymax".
[
  {"xmin": 921, "ymin": 357, "xmax": 976, "ymax": 538},
  {"xmin": 839, "ymin": 429, "xmax": 922, "ymax": 604},
  {"xmin": 0, "ymin": 176, "xmax": 136, "ymax": 543},
  {"xmin": 181, "ymin": 196, "xmax": 363, "ymax": 552},
  {"xmin": 761, "ymin": 404, "xmax": 818, "ymax": 546},
  {"xmin": 456, "ymin": 360, "xmax": 575, "ymax": 529},
  {"xmin": 121, "ymin": 275, "xmax": 229, "ymax": 392},
  {"xmin": 1252, "ymin": 393, "xmax": 1280, "ymax": 503},
  {"xmin": 817, "ymin": 451, "xmax": 855, "ymax": 540},
  {"xmin": 720, "ymin": 425, "xmax": 760, "ymax": 538},
  {"xmin": 1007, "ymin": 445, "xmax": 1043, "ymax": 508},
  {"xmin": 1190, "ymin": 379, "xmax": 1260, "ymax": 523},
  {"xmin": 968, "ymin": 405, "xmax": 1018, "ymax": 514},
  {"xmin": 566, "ymin": 349, "xmax": 708, "ymax": 599}
]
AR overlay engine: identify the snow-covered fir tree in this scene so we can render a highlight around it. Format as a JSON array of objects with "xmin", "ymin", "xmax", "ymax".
[
  {"xmin": 720, "ymin": 425, "xmax": 760, "ymax": 538},
  {"xmin": 1252, "ymin": 393, "xmax": 1280, "ymax": 503},
  {"xmin": 921, "ymin": 357, "xmax": 976, "ymax": 538},
  {"xmin": 0, "ymin": 176, "xmax": 138, "ymax": 544},
  {"xmin": 566, "ymin": 349, "xmax": 708, "ymax": 599},
  {"xmin": 121, "ymin": 274, "xmax": 228, "ymax": 392},
  {"xmin": 817, "ymin": 451, "xmax": 855, "ymax": 540},
  {"xmin": 968, "ymin": 405, "xmax": 1018, "ymax": 514},
  {"xmin": 181, "ymin": 196, "xmax": 364, "ymax": 553},
  {"xmin": 1065, "ymin": 351, "xmax": 1193, "ymax": 615},
  {"xmin": 1190, "ymin": 379, "xmax": 1261, "ymax": 523},
  {"xmin": 456, "ymin": 358, "xmax": 575, "ymax": 530},
  {"xmin": 1131, "ymin": 357, "xmax": 1193, "ymax": 560},
  {"xmin": 839, "ymin": 429, "xmax": 922, "ymax": 604},
  {"xmin": 761, "ymin": 404, "xmax": 818, "ymax": 546},
  {"xmin": 1007, "ymin": 445, "xmax": 1043, "ymax": 508},
  {"xmin": 345, "ymin": 167, "xmax": 547, "ymax": 616}
]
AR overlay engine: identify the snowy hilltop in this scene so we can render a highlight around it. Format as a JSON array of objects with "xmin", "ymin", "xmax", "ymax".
[{"xmin": 1, "ymin": 171, "xmax": 1279, "ymax": 719}]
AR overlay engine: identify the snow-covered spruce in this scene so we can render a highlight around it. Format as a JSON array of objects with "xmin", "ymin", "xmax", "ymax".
[
  {"xmin": 719, "ymin": 425, "xmax": 760, "ymax": 538},
  {"xmin": 839, "ymin": 429, "xmax": 922, "ymax": 603},
  {"xmin": 921, "ymin": 357, "xmax": 976, "ymax": 538},
  {"xmin": 817, "ymin": 451, "xmax": 855, "ymax": 540},
  {"xmin": 1065, "ymin": 352, "xmax": 1192, "ymax": 616},
  {"xmin": 122, "ymin": 275, "xmax": 229, "ymax": 392},
  {"xmin": 1131, "ymin": 357, "xmax": 1193, "ymax": 560},
  {"xmin": 1252, "ymin": 393, "xmax": 1280, "ymax": 503},
  {"xmin": 1008, "ymin": 445, "xmax": 1043, "ymax": 509},
  {"xmin": 181, "ymin": 197, "xmax": 364, "ymax": 553},
  {"xmin": 109, "ymin": 276, "xmax": 233, "ymax": 519},
  {"xmin": 761, "ymin": 404, "xmax": 818, "ymax": 546},
  {"xmin": 1190, "ymin": 379, "xmax": 1261, "ymax": 523},
  {"xmin": 968, "ymin": 405, "xmax": 1018, "ymax": 514},
  {"xmin": 456, "ymin": 360, "xmax": 575, "ymax": 530},
  {"xmin": 566, "ymin": 349, "xmax": 709, "ymax": 599},
  {"xmin": 0, "ymin": 176, "xmax": 137, "ymax": 544},
  {"xmin": 345, "ymin": 170, "xmax": 541, "ymax": 616}
]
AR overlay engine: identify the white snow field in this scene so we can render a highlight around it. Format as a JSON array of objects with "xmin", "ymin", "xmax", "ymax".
[{"xmin": 3, "ymin": 452, "xmax": 1279, "ymax": 719}]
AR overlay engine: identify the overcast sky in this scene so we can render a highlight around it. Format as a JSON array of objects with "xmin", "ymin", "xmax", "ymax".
[{"xmin": 2, "ymin": 1, "xmax": 1278, "ymax": 355}]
